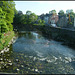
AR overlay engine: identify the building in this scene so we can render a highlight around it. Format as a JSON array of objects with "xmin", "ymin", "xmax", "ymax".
[
  {"xmin": 44, "ymin": 14, "xmax": 50, "ymax": 25},
  {"xmin": 56, "ymin": 15, "xmax": 68, "ymax": 28},
  {"xmin": 37, "ymin": 13, "xmax": 59, "ymax": 26},
  {"xmin": 48, "ymin": 14, "xmax": 59, "ymax": 26}
]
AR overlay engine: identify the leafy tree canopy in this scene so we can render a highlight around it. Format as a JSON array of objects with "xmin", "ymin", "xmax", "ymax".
[
  {"xmin": 49, "ymin": 10, "xmax": 57, "ymax": 15},
  {"xmin": 26, "ymin": 10, "xmax": 32, "ymax": 15},
  {"xmin": 58, "ymin": 10, "xmax": 64, "ymax": 16},
  {"xmin": 0, "ymin": 1, "xmax": 15, "ymax": 32}
]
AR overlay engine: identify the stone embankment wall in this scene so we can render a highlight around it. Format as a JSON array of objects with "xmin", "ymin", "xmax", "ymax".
[
  {"xmin": 0, "ymin": 37, "xmax": 16, "ymax": 54},
  {"xmin": 33, "ymin": 25, "xmax": 75, "ymax": 45}
]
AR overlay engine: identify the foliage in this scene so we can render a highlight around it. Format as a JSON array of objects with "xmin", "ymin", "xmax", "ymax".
[
  {"xmin": 38, "ymin": 19, "xmax": 42, "ymax": 24},
  {"xmin": 26, "ymin": 10, "xmax": 32, "ymax": 15},
  {"xmin": 13, "ymin": 10, "xmax": 38, "ymax": 25},
  {"xmin": 0, "ymin": 7, "xmax": 8, "ymax": 39},
  {"xmin": 49, "ymin": 10, "xmax": 57, "ymax": 15},
  {"xmin": 30, "ymin": 13, "xmax": 38, "ymax": 23},
  {"xmin": 13, "ymin": 11, "xmax": 25, "ymax": 24},
  {"xmin": 66, "ymin": 9, "xmax": 75, "ymax": 25},
  {"xmin": 0, "ymin": 31, "xmax": 14, "ymax": 50},
  {"xmin": 38, "ymin": 19, "xmax": 45, "ymax": 25},
  {"xmin": 0, "ymin": 1, "xmax": 15, "ymax": 50},
  {"xmin": 66, "ymin": 9, "xmax": 74, "ymax": 14},
  {"xmin": 18, "ymin": 10, "xmax": 23, "ymax": 15},
  {"xmin": 0, "ymin": 1, "xmax": 15, "ymax": 33},
  {"xmin": 42, "ymin": 20, "xmax": 45, "ymax": 24},
  {"xmin": 69, "ymin": 22, "xmax": 72, "ymax": 25},
  {"xmin": 58, "ymin": 10, "xmax": 64, "ymax": 16}
]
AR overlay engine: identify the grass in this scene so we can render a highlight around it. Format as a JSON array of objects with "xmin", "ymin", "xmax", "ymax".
[
  {"xmin": 33, "ymin": 24, "xmax": 45, "ymax": 25},
  {"xmin": 0, "ymin": 31, "xmax": 14, "ymax": 50}
]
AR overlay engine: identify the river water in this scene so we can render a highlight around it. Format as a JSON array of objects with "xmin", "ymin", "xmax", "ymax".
[{"xmin": 0, "ymin": 31, "xmax": 75, "ymax": 74}]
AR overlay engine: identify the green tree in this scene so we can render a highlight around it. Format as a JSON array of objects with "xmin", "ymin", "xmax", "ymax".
[
  {"xmin": 38, "ymin": 19, "xmax": 45, "ymax": 25},
  {"xmin": 14, "ymin": 8, "xmax": 18, "ymax": 15},
  {"xmin": 0, "ymin": 7, "xmax": 8, "ymax": 32},
  {"xmin": 49, "ymin": 10, "xmax": 57, "ymax": 15},
  {"xmin": 13, "ymin": 10, "xmax": 25, "ymax": 24},
  {"xmin": 30, "ymin": 13, "xmax": 38, "ymax": 23},
  {"xmin": 25, "ymin": 11, "xmax": 38, "ymax": 24},
  {"xmin": 42, "ymin": 20, "xmax": 45, "ymax": 24},
  {"xmin": 38, "ymin": 19, "xmax": 42, "ymax": 24},
  {"xmin": 0, "ymin": 7, "xmax": 9, "ymax": 39},
  {"xmin": 66, "ymin": 9, "xmax": 74, "ymax": 14},
  {"xmin": 58, "ymin": 10, "xmax": 64, "ymax": 16},
  {"xmin": 0, "ymin": 1, "xmax": 15, "ymax": 31},
  {"xmin": 26, "ymin": 10, "xmax": 32, "ymax": 15},
  {"xmin": 66, "ymin": 9, "xmax": 75, "ymax": 25}
]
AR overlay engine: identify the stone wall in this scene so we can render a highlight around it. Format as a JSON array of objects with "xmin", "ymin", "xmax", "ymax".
[{"xmin": 33, "ymin": 25, "xmax": 75, "ymax": 46}]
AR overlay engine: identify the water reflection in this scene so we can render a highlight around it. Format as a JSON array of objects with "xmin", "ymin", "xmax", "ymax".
[{"xmin": 18, "ymin": 32, "xmax": 36, "ymax": 40}]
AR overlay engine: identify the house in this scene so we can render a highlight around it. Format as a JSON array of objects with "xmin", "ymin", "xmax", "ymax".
[
  {"xmin": 44, "ymin": 14, "xmax": 50, "ymax": 25},
  {"xmin": 37, "ymin": 13, "xmax": 58, "ymax": 26},
  {"xmin": 37, "ymin": 16, "xmax": 41, "ymax": 21},
  {"xmin": 48, "ymin": 14, "xmax": 59, "ymax": 26},
  {"xmin": 37, "ymin": 14, "xmax": 50, "ymax": 25},
  {"xmin": 56, "ymin": 15, "xmax": 68, "ymax": 28}
]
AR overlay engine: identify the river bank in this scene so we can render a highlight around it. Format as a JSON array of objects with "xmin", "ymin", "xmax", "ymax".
[
  {"xmin": 0, "ymin": 31, "xmax": 18, "ymax": 71},
  {"xmin": 0, "ymin": 31, "xmax": 16, "ymax": 52}
]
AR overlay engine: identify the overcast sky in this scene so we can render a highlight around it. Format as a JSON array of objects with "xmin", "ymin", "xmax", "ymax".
[{"xmin": 14, "ymin": 1, "xmax": 75, "ymax": 15}]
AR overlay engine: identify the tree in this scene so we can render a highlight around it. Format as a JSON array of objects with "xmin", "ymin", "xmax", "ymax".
[
  {"xmin": 14, "ymin": 8, "xmax": 18, "ymax": 15},
  {"xmin": 25, "ymin": 11, "xmax": 38, "ymax": 24},
  {"xmin": 30, "ymin": 13, "xmax": 38, "ymax": 23},
  {"xmin": 0, "ymin": 7, "xmax": 8, "ymax": 32},
  {"xmin": 66, "ymin": 9, "xmax": 74, "ymax": 14},
  {"xmin": 38, "ymin": 19, "xmax": 42, "ymax": 24},
  {"xmin": 0, "ymin": 1, "xmax": 15, "ymax": 31},
  {"xmin": 0, "ymin": 7, "xmax": 9, "ymax": 39},
  {"xmin": 49, "ymin": 10, "xmax": 57, "ymax": 15},
  {"xmin": 66, "ymin": 9, "xmax": 75, "ymax": 25},
  {"xmin": 13, "ymin": 10, "xmax": 25, "ymax": 24},
  {"xmin": 26, "ymin": 10, "xmax": 32, "ymax": 15},
  {"xmin": 18, "ymin": 10, "xmax": 23, "ymax": 15},
  {"xmin": 58, "ymin": 10, "xmax": 64, "ymax": 16},
  {"xmin": 42, "ymin": 20, "xmax": 45, "ymax": 24},
  {"xmin": 66, "ymin": 9, "xmax": 75, "ymax": 18},
  {"xmin": 38, "ymin": 19, "xmax": 45, "ymax": 25}
]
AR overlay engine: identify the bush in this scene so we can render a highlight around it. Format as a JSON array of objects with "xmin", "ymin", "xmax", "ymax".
[
  {"xmin": 0, "ymin": 44, "xmax": 4, "ymax": 50},
  {"xmin": 3, "ymin": 39, "xmax": 8, "ymax": 47},
  {"xmin": 69, "ymin": 22, "xmax": 72, "ymax": 25}
]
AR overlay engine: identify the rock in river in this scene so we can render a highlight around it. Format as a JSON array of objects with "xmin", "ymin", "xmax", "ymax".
[
  {"xmin": 0, "ymin": 58, "xmax": 3, "ymax": 61},
  {"xmin": 45, "ymin": 59, "xmax": 53, "ymax": 63},
  {"xmin": 16, "ymin": 59, "xmax": 19, "ymax": 62},
  {"xmin": 21, "ymin": 65, "xmax": 24, "ymax": 68},
  {"xmin": 16, "ymin": 68, "xmax": 20, "ymax": 71},
  {"xmin": 35, "ymin": 69, "xmax": 38, "ymax": 72},
  {"xmin": 7, "ymin": 63, "xmax": 13, "ymax": 66}
]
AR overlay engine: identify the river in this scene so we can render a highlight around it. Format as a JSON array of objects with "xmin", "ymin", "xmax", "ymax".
[{"xmin": 0, "ymin": 31, "xmax": 75, "ymax": 74}]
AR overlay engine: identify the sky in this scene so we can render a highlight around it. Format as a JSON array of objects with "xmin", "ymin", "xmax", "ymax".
[{"xmin": 14, "ymin": 1, "xmax": 75, "ymax": 15}]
